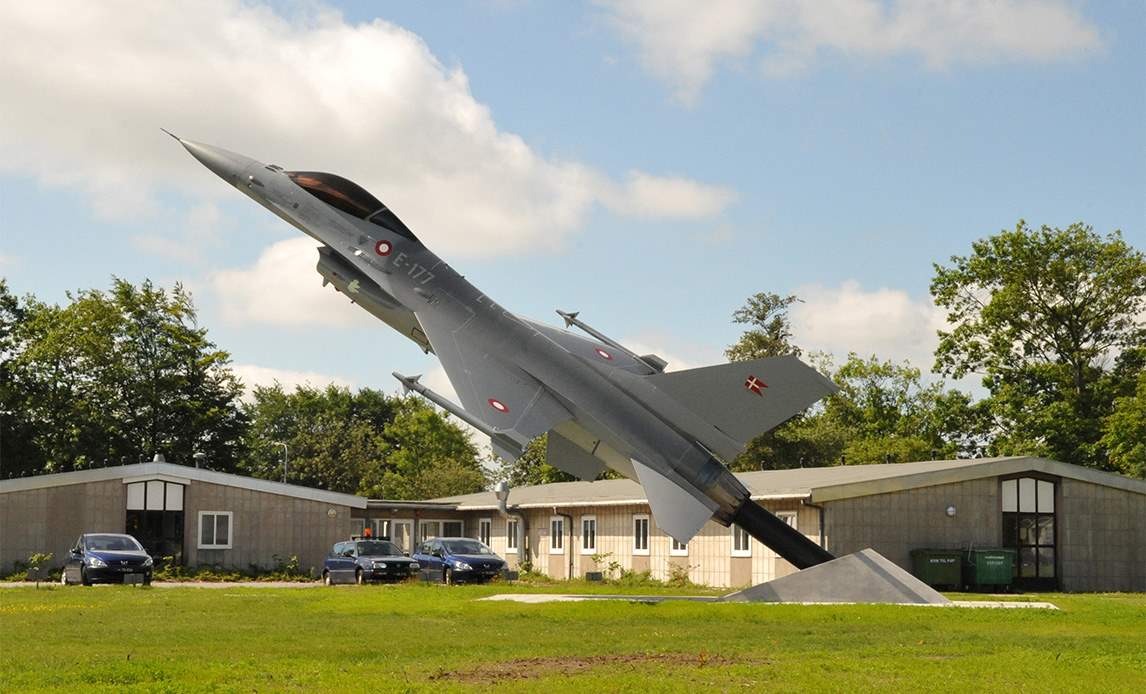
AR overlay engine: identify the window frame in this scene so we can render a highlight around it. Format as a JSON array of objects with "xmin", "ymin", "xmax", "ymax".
[
  {"xmin": 730, "ymin": 524, "xmax": 752, "ymax": 557},
  {"xmin": 549, "ymin": 516, "xmax": 565, "ymax": 554},
  {"xmin": 580, "ymin": 515, "xmax": 597, "ymax": 555},
  {"xmin": 478, "ymin": 518, "xmax": 493, "ymax": 547},
  {"xmin": 776, "ymin": 511, "xmax": 797, "ymax": 530},
  {"xmin": 197, "ymin": 511, "xmax": 233, "ymax": 550},
  {"xmin": 506, "ymin": 519, "xmax": 519, "ymax": 554},
  {"xmin": 632, "ymin": 514, "xmax": 650, "ymax": 556}
]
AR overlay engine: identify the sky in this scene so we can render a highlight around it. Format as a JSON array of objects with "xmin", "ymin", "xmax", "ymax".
[{"xmin": 1, "ymin": 0, "xmax": 1143, "ymax": 403}]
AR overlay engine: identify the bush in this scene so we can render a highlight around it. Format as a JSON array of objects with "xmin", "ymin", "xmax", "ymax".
[
  {"xmin": 2, "ymin": 552, "xmax": 59, "ymax": 582},
  {"xmin": 152, "ymin": 554, "xmax": 314, "ymax": 583}
]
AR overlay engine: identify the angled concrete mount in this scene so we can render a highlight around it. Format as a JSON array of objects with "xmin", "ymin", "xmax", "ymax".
[{"xmin": 722, "ymin": 548, "xmax": 950, "ymax": 605}]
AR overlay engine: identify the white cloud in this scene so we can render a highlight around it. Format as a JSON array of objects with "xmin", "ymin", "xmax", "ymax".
[
  {"xmin": 598, "ymin": 0, "xmax": 1102, "ymax": 102},
  {"xmin": 789, "ymin": 280, "xmax": 947, "ymax": 371},
  {"xmin": 230, "ymin": 362, "xmax": 353, "ymax": 400},
  {"xmin": 602, "ymin": 171, "xmax": 738, "ymax": 219},
  {"xmin": 0, "ymin": 1, "xmax": 734, "ymax": 257},
  {"xmin": 132, "ymin": 202, "xmax": 224, "ymax": 263},
  {"xmin": 211, "ymin": 237, "xmax": 372, "ymax": 327}
]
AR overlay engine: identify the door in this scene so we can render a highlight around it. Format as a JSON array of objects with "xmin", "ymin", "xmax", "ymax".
[
  {"xmin": 390, "ymin": 521, "xmax": 413, "ymax": 553},
  {"xmin": 414, "ymin": 540, "xmax": 443, "ymax": 570}
]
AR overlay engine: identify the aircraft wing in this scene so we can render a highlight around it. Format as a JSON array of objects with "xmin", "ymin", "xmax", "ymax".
[
  {"xmin": 415, "ymin": 310, "xmax": 572, "ymax": 457},
  {"xmin": 523, "ymin": 317, "xmax": 658, "ymax": 374}
]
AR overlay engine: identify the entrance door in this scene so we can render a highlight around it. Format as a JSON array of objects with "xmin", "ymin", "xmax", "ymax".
[
  {"xmin": 1001, "ymin": 477, "xmax": 1058, "ymax": 590},
  {"xmin": 125, "ymin": 480, "xmax": 185, "ymax": 563},
  {"xmin": 390, "ymin": 521, "xmax": 413, "ymax": 553}
]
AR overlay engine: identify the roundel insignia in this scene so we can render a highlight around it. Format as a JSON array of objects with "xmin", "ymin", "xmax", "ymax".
[
  {"xmin": 595, "ymin": 348, "xmax": 613, "ymax": 360},
  {"xmin": 374, "ymin": 240, "xmax": 393, "ymax": 256},
  {"xmin": 488, "ymin": 398, "xmax": 509, "ymax": 413}
]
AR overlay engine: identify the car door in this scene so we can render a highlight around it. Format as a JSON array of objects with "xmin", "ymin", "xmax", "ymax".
[
  {"xmin": 414, "ymin": 541, "xmax": 441, "ymax": 571},
  {"xmin": 64, "ymin": 537, "xmax": 84, "ymax": 583},
  {"xmin": 328, "ymin": 542, "xmax": 356, "ymax": 581}
]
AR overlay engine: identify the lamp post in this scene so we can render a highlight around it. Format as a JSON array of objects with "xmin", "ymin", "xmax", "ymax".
[{"xmin": 274, "ymin": 442, "xmax": 288, "ymax": 483}]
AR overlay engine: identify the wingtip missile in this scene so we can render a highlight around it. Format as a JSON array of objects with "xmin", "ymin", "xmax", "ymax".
[
  {"xmin": 392, "ymin": 372, "xmax": 422, "ymax": 394},
  {"xmin": 556, "ymin": 309, "xmax": 579, "ymax": 328}
]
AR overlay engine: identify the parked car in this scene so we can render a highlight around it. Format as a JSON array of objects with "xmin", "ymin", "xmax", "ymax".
[
  {"xmin": 322, "ymin": 539, "xmax": 420, "ymax": 585},
  {"xmin": 61, "ymin": 533, "xmax": 153, "ymax": 586},
  {"xmin": 413, "ymin": 537, "xmax": 506, "ymax": 584}
]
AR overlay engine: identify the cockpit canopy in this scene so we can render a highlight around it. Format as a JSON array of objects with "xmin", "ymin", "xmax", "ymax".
[{"xmin": 286, "ymin": 171, "xmax": 417, "ymax": 241}]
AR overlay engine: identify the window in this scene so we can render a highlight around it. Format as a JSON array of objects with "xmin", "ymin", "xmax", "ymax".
[
  {"xmin": 479, "ymin": 518, "xmax": 492, "ymax": 547},
  {"xmin": 198, "ymin": 511, "xmax": 232, "ymax": 549},
  {"xmin": 731, "ymin": 525, "xmax": 751, "ymax": 557},
  {"xmin": 633, "ymin": 514, "xmax": 650, "ymax": 555},
  {"xmin": 419, "ymin": 520, "xmax": 440, "ymax": 542},
  {"xmin": 581, "ymin": 516, "xmax": 597, "ymax": 554},
  {"xmin": 777, "ymin": 512, "xmax": 797, "ymax": 530},
  {"xmin": 670, "ymin": 538, "xmax": 688, "ymax": 556},
  {"xmin": 506, "ymin": 519, "xmax": 519, "ymax": 553},
  {"xmin": 352, "ymin": 518, "xmax": 366, "ymax": 537},
  {"xmin": 1001, "ymin": 477, "xmax": 1057, "ymax": 586},
  {"xmin": 370, "ymin": 519, "xmax": 389, "ymax": 539},
  {"xmin": 550, "ymin": 517, "xmax": 565, "ymax": 553},
  {"xmin": 443, "ymin": 521, "xmax": 463, "ymax": 537}
]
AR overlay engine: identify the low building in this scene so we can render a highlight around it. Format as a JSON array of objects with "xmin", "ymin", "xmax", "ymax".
[
  {"xmin": 3, "ymin": 456, "xmax": 1143, "ymax": 591},
  {"xmin": 360, "ymin": 456, "xmax": 1145, "ymax": 592},
  {"xmin": 0, "ymin": 462, "xmax": 364, "ymax": 574}
]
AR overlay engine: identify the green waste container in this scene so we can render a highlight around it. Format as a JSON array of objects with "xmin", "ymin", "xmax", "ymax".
[
  {"xmin": 963, "ymin": 548, "xmax": 1015, "ymax": 591},
  {"xmin": 910, "ymin": 549, "xmax": 963, "ymax": 589}
]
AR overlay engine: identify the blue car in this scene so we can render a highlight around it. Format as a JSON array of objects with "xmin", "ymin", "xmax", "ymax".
[
  {"xmin": 322, "ymin": 539, "xmax": 420, "ymax": 585},
  {"xmin": 413, "ymin": 537, "xmax": 506, "ymax": 584},
  {"xmin": 61, "ymin": 533, "xmax": 153, "ymax": 585}
]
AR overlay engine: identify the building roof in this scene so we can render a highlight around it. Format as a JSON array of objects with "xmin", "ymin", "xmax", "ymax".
[
  {"xmin": 430, "ymin": 457, "xmax": 1146, "ymax": 510},
  {"xmin": 0, "ymin": 462, "xmax": 368, "ymax": 509}
]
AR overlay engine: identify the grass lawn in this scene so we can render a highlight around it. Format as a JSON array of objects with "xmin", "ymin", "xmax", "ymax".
[{"xmin": 1, "ymin": 582, "xmax": 1144, "ymax": 692}]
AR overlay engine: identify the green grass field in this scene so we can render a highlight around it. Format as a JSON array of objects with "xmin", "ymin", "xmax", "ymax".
[{"xmin": 2, "ymin": 583, "xmax": 1144, "ymax": 693}]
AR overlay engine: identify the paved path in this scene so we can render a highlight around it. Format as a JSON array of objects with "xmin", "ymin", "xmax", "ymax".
[{"xmin": 480, "ymin": 593, "xmax": 1059, "ymax": 609}]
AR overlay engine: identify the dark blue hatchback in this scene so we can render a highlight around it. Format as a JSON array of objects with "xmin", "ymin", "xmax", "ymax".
[
  {"xmin": 413, "ymin": 537, "xmax": 506, "ymax": 584},
  {"xmin": 61, "ymin": 533, "xmax": 153, "ymax": 585}
]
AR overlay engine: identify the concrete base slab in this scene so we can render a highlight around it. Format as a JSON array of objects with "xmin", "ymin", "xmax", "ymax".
[
  {"xmin": 478, "ymin": 594, "xmax": 1057, "ymax": 609},
  {"xmin": 722, "ymin": 548, "xmax": 950, "ymax": 605}
]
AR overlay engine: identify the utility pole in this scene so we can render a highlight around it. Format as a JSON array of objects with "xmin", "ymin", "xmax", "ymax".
[{"xmin": 274, "ymin": 442, "xmax": 289, "ymax": 483}]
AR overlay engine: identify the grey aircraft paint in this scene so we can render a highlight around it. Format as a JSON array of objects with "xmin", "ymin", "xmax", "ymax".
[{"xmin": 173, "ymin": 135, "xmax": 836, "ymax": 569}]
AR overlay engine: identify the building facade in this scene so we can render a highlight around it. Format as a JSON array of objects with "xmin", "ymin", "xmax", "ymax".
[
  {"xmin": 3, "ymin": 456, "xmax": 1143, "ymax": 591},
  {"xmin": 0, "ymin": 463, "xmax": 364, "ymax": 574}
]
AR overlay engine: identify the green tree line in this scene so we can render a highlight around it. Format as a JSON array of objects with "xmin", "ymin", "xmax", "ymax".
[{"xmin": 2, "ymin": 221, "xmax": 1143, "ymax": 493}]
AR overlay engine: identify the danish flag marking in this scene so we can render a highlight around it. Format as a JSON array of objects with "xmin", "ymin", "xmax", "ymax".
[
  {"xmin": 375, "ymin": 240, "xmax": 393, "ymax": 256},
  {"xmin": 595, "ymin": 348, "xmax": 613, "ymax": 360},
  {"xmin": 745, "ymin": 375, "xmax": 767, "ymax": 396},
  {"xmin": 488, "ymin": 398, "xmax": 509, "ymax": 413}
]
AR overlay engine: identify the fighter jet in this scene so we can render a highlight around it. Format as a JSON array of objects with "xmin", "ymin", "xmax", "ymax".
[{"xmin": 172, "ymin": 134, "xmax": 838, "ymax": 569}]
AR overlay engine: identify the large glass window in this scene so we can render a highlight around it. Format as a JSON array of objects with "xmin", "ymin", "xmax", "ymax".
[
  {"xmin": 506, "ymin": 519, "xmax": 519, "ymax": 553},
  {"xmin": 731, "ymin": 525, "xmax": 751, "ymax": 557},
  {"xmin": 550, "ymin": 517, "xmax": 565, "ymax": 553},
  {"xmin": 479, "ymin": 518, "xmax": 492, "ymax": 547},
  {"xmin": 581, "ymin": 516, "xmax": 596, "ymax": 554},
  {"xmin": 125, "ymin": 481, "xmax": 184, "ymax": 561},
  {"xmin": 198, "ymin": 511, "xmax": 232, "ymax": 549},
  {"xmin": 1001, "ymin": 477, "xmax": 1057, "ymax": 587}
]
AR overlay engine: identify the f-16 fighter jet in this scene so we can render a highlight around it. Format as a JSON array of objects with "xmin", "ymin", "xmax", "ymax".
[{"xmin": 172, "ymin": 134, "xmax": 837, "ymax": 569}]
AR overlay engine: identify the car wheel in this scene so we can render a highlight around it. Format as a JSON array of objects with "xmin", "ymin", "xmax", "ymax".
[
  {"xmin": 444, "ymin": 567, "xmax": 453, "ymax": 585},
  {"xmin": 322, "ymin": 571, "xmax": 332, "ymax": 586},
  {"xmin": 80, "ymin": 568, "xmax": 92, "ymax": 587},
  {"xmin": 355, "ymin": 568, "xmax": 364, "ymax": 585}
]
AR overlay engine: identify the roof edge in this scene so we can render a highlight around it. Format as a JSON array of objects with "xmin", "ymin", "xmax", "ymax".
[
  {"xmin": 0, "ymin": 463, "xmax": 367, "ymax": 509},
  {"xmin": 810, "ymin": 457, "xmax": 1146, "ymax": 502}
]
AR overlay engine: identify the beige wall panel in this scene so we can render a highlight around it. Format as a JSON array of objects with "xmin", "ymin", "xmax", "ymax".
[
  {"xmin": 0, "ymin": 480, "xmax": 125, "ymax": 572},
  {"xmin": 1059, "ymin": 479, "xmax": 1146, "ymax": 592}
]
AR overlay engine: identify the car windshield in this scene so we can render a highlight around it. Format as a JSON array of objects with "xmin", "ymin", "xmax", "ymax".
[
  {"xmin": 84, "ymin": 534, "xmax": 142, "ymax": 552},
  {"xmin": 356, "ymin": 541, "xmax": 401, "ymax": 556},
  {"xmin": 442, "ymin": 539, "xmax": 493, "ymax": 555}
]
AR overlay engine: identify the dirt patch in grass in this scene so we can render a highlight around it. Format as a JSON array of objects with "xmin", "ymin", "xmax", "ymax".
[{"xmin": 432, "ymin": 652, "xmax": 762, "ymax": 683}]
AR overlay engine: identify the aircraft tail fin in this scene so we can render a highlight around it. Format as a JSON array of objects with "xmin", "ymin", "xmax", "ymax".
[{"xmin": 645, "ymin": 355, "xmax": 837, "ymax": 450}]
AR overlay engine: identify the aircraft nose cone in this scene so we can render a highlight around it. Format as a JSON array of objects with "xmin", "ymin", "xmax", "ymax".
[{"xmin": 177, "ymin": 139, "xmax": 257, "ymax": 184}]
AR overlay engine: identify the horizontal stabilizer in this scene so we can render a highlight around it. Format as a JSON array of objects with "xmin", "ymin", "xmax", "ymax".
[
  {"xmin": 631, "ymin": 459, "xmax": 717, "ymax": 544},
  {"xmin": 546, "ymin": 430, "xmax": 608, "ymax": 481},
  {"xmin": 646, "ymin": 355, "xmax": 837, "ymax": 447}
]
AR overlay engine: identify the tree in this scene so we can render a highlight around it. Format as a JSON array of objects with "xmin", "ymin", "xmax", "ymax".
[
  {"xmin": 2, "ymin": 278, "xmax": 246, "ymax": 475},
  {"xmin": 1100, "ymin": 372, "xmax": 1146, "ymax": 478},
  {"xmin": 492, "ymin": 435, "xmax": 575, "ymax": 487},
  {"xmin": 725, "ymin": 292, "xmax": 802, "ymax": 361},
  {"xmin": 931, "ymin": 221, "xmax": 1146, "ymax": 471},
  {"xmin": 241, "ymin": 385, "xmax": 487, "ymax": 498}
]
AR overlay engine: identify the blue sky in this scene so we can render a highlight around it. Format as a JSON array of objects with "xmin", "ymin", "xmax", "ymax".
[{"xmin": 1, "ymin": 1, "xmax": 1143, "ymax": 399}]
